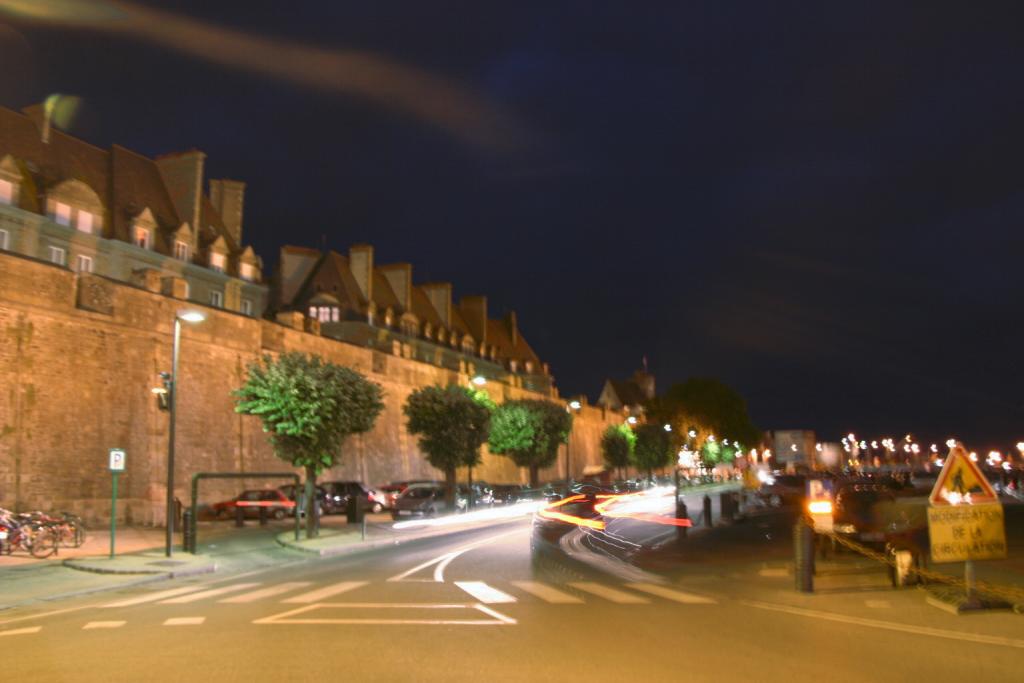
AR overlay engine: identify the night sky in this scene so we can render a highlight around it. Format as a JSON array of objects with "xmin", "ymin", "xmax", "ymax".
[{"xmin": 2, "ymin": 2, "xmax": 1023, "ymax": 449}]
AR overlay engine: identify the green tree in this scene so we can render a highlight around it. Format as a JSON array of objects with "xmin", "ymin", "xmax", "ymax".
[
  {"xmin": 403, "ymin": 385, "xmax": 492, "ymax": 507},
  {"xmin": 647, "ymin": 377, "xmax": 760, "ymax": 448},
  {"xmin": 489, "ymin": 399, "xmax": 572, "ymax": 487},
  {"xmin": 234, "ymin": 352, "xmax": 383, "ymax": 538},
  {"xmin": 601, "ymin": 424, "xmax": 635, "ymax": 479},
  {"xmin": 632, "ymin": 423, "xmax": 673, "ymax": 480}
]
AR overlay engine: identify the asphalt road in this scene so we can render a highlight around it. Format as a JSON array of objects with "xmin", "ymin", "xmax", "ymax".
[{"xmin": 2, "ymin": 517, "xmax": 1022, "ymax": 682}]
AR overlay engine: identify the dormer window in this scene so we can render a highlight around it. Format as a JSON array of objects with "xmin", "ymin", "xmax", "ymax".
[
  {"xmin": 76, "ymin": 211, "xmax": 94, "ymax": 234},
  {"xmin": 134, "ymin": 226, "xmax": 151, "ymax": 249},
  {"xmin": 240, "ymin": 262, "xmax": 256, "ymax": 281},
  {"xmin": 0, "ymin": 178, "xmax": 13, "ymax": 205},
  {"xmin": 210, "ymin": 252, "xmax": 226, "ymax": 273},
  {"xmin": 174, "ymin": 241, "xmax": 190, "ymax": 262},
  {"xmin": 52, "ymin": 201, "xmax": 71, "ymax": 226}
]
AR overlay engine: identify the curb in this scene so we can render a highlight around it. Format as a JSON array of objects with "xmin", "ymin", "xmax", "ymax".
[
  {"xmin": 276, "ymin": 516, "xmax": 526, "ymax": 558},
  {"xmin": 62, "ymin": 557, "xmax": 218, "ymax": 578},
  {"xmin": 0, "ymin": 573, "xmax": 170, "ymax": 612}
]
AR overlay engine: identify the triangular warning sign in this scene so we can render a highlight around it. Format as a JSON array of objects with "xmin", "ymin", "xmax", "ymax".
[{"xmin": 929, "ymin": 446, "xmax": 999, "ymax": 505}]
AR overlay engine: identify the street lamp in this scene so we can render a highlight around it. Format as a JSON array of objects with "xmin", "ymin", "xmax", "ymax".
[
  {"xmin": 471, "ymin": 375, "xmax": 487, "ymax": 386},
  {"xmin": 165, "ymin": 309, "xmax": 205, "ymax": 557},
  {"xmin": 566, "ymin": 399, "xmax": 581, "ymax": 483}
]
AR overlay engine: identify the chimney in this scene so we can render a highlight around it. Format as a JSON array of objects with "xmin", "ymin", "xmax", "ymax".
[
  {"xmin": 379, "ymin": 263, "xmax": 412, "ymax": 310},
  {"xmin": 278, "ymin": 246, "xmax": 321, "ymax": 307},
  {"xmin": 21, "ymin": 102, "xmax": 53, "ymax": 144},
  {"xmin": 348, "ymin": 244, "xmax": 374, "ymax": 303},
  {"xmin": 156, "ymin": 150, "xmax": 206, "ymax": 236},
  {"xmin": 209, "ymin": 179, "xmax": 245, "ymax": 246},
  {"xmin": 459, "ymin": 296, "xmax": 487, "ymax": 344},
  {"xmin": 505, "ymin": 311, "xmax": 518, "ymax": 347},
  {"xmin": 422, "ymin": 283, "xmax": 452, "ymax": 328}
]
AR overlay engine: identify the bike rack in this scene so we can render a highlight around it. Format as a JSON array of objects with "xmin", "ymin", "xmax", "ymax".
[{"xmin": 188, "ymin": 472, "xmax": 301, "ymax": 554}]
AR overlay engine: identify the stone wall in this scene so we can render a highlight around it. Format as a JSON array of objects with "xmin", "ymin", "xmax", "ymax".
[{"xmin": 0, "ymin": 252, "xmax": 621, "ymax": 524}]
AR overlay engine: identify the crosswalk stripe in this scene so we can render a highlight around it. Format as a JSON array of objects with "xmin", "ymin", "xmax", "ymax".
[
  {"xmin": 102, "ymin": 586, "xmax": 205, "ymax": 608},
  {"xmin": 454, "ymin": 581, "xmax": 517, "ymax": 604},
  {"xmin": 164, "ymin": 617, "xmax": 205, "ymax": 626},
  {"xmin": 569, "ymin": 582, "xmax": 650, "ymax": 604},
  {"xmin": 83, "ymin": 621, "xmax": 126, "ymax": 630},
  {"xmin": 159, "ymin": 583, "xmax": 261, "ymax": 604},
  {"xmin": 219, "ymin": 582, "xmax": 312, "ymax": 604},
  {"xmin": 282, "ymin": 581, "xmax": 368, "ymax": 604},
  {"xmin": 0, "ymin": 627, "xmax": 41, "ymax": 636},
  {"xmin": 625, "ymin": 583, "xmax": 716, "ymax": 604},
  {"xmin": 510, "ymin": 581, "xmax": 583, "ymax": 604}
]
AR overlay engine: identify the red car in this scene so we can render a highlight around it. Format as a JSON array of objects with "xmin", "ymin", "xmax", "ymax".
[{"xmin": 211, "ymin": 490, "xmax": 295, "ymax": 520}]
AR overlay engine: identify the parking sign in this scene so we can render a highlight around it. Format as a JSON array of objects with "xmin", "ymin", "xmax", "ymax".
[{"xmin": 108, "ymin": 448, "xmax": 126, "ymax": 472}]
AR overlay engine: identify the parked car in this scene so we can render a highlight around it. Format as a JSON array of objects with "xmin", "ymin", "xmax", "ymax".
[
  {"xmin": 391, "ymin": 483, "xmax": 466, "ymax": 519},
  {"xmin": 832, "ymin": 482, "xmax": 897, "ymax": 544},
  {"xmin": 760, "ymin": 474, "xmax": 808, "ymax": 507},
  {"xmin": 277, "ymin": 484, "xmax": 329, "ymax": 516},
  {"xmin": 320, "ymin": 481, "xmax": 385, "ymax": 514},
  {"xmin": 491, "ymin": 484, "xmax": 531, "ymax": 505},
  {"xmin": 211, "ymin": 489, "xmax": 295, "ymax": 520},
  {"xmin": 458, "ymin": 483, "xmax": 494, "ymax": 508}
]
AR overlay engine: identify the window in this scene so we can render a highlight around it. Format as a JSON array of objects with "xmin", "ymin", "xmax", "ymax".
[
  {"xmin": 331, "ymin": 307, "xmax": 339, "ymax": 322},
  {"xmin": 76, "ymin": 211, "xmax": 94, "ymax": 234},
  {"xmin": 134, "ymin": 226, "xmax": 151, "ymax": 249},
  {"xmin": 210, "ymin": 252, "xmax": 225, "ymax": 273},
  {"xmin": 240, "ymin": 262, "xmax": 255, "ymax": 281},
  {"xmin": 53, "ymin": 201, "xmax": 71, "ymax": 226},
  {"xmin": 76, "ymin": 254, "xmax": 93, "ymax": 273},
  {"xmin": 0, "ymin": 179, "xmax": 12, "ymax": 205},
  {"xmin": 308, "ymin": 306, "xmax": 317, "ymax": 318},
  {"xmin": 0, "ymin": 229, "xmax": 8, "ymax": 250},
  {"xmin": 182, "ymin": 281, "xmax": 190, "ymax": 300},
  {"xmin": 174, "ymin": 241, "xmax": 190, "ymax": 262},
  {"xmin": 317, "ymin": 306, "xmax": 336, "ymax": 323},
  {"xmin": 48, "ymin": 245, "xmax": 66, "ymax": 266},
  {"xmin": 241, "ymin": 299, "xmax": 253, "ymax": 316},
  {"xmin": 209, "ymin": 290, "xmax": 223, "ymax": 307}
]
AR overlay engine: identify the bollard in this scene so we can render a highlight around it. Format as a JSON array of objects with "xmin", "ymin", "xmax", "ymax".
[
  {"xmin": 361, "ymin": 515, "xmax": 367, "ymax": 541},
  {"xmin": 235, "ymin": 505, "xmax": 245, "ymax": 528},
  {"xmin": 259, "ymin": 505, "xmax": 268, "ymax": 527},
  {"xmin": 702, "ymin": 494, "xmax": 712, "ymax": 527},
  {"xmin": 182, "ymin": 508, "xmax": 194, "ymax": 553},
  {"xmin": 719, "ymin": 492, "xmax": 733, "ymax": 522},
  {"xmin": 794, "ymin": 521, "xmax": 814, "ymax": 592},
  {"xmin": 346, "ymin": 496, "xmax": 358, "ymax": 524},
  {"xmin": 676, "ymin": 498, "xmax": 688, "ymax": 539}
]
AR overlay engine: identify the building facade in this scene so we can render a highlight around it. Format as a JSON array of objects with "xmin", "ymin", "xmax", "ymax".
[
  {"xmin": 270, "ymin": 244, "xmax": 555, "ymax": 395},
  {"xmin": 0, "ymin": 103, "xmax": 266, "ymax": 317}
]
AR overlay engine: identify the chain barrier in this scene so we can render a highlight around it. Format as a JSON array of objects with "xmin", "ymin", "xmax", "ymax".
[{"xmin": 808, "ymin": 517, "xmax": 1024, "ymax": 606}]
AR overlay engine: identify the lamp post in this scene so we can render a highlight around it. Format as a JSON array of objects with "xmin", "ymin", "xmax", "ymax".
[
  {"xmin": 165, "ymin": 309, "xmax": 206, "ymax": 557},
  {"xmin": 566, "ymin": 400, "xmax": 581, "ymax": 483}
]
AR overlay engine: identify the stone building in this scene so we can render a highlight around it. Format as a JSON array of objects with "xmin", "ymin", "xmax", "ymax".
[
  {"xmin": 269, "ymin": 245, "xmax": 554, "ymax": 395},
  {"xmin": 597, "ymin": 368, "xmax": 656, "ymax": 418},
  {"xmin": 0, "ymin": 103, "xmax": 266, "ymax": 317}
]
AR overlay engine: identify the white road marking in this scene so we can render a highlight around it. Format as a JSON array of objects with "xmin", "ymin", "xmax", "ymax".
[
  {"xmin": 0, "ymin": 626, "xmax": 42, "ymax": 636},
  {"xmin": 625, "ymin": 583, "xmax": 716, "ymax": 604},
  {"xmin": 82, "ymin": 621, "xmax": 125, "ymax": 630},
  {"xmin": 454, "ymin": 581, "xmax": 517, "ymax": 604},
  {"xmin": 0, "ymin": 605, "xmax": 91, "ymax": 626},
  {"xmin": 569, "ymin": 582, "xmax": 650, "ymax": 604},
  {"xmin": 865, "ymin": 599, "xmax": 891, "ymax": 609},
  {"xmin": 282, "ymin": 581, "xmax": 367, "ymax": 604},
  {"xmin": 254, "ymin": 602, "xmax": 515, "ymax": 626},
  {"xmin": 219, "ymin": 582, "xmax": 312, "ymax": 604},
  {"xmin": 742, "ymin": 600, "xmax": 1024, "ymax": 649},
  {"xmin": 387, "ymin": 528, "xmax": 524, "ymax": 583},
  {"xmin": 510, "ymin": 581, "xmax": 583, "ymax": 604},
  {"xmin": 159, "ymin": 583, "xmax": 260, "ymax": 604},
  {"xmin": 102, "ymin": 586, "xmax": 204, "ymax": 608},
  {"xmin": 164, "ymin": 617, "xmax": 205, "ymax": 626},
  {"xmin": 758, "ymin": 568, "xmax": 789, "ymax": 578}
]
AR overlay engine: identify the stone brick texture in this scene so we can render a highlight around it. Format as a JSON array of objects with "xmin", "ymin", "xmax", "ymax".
[{"xmin": 0, "ymin": 252, "xmax": 621, "ymax": 525}]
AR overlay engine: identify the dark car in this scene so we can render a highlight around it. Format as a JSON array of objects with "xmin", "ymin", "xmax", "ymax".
[
  {"xmin": 211, "ymin": 489, "xmax": 295, "ymax": 520},
  {"xmin": 277, "ymin": 484, "xmax": 329, "ymax": 516},
  {"xmin": 320, "ymin": 481, "xmax": 385, "ymax": 514},
  {"xmin": 760, "ymin": 474, "xmax": 808, "ymax": 507},
  {"xmin": 491, "ymin": 484, "xmax": 531, "ymax": 505},
  {"xmin": 392, "ymin": 483, "xmax": 466, "ymax": 519},
  {"xmin": 833, "ymin": 482, "xmax": 897, "ymax": 544}
]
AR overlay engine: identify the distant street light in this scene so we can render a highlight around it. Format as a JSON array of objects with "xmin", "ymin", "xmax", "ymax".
[
  {"xmin": 566, "ymin": 399, "xmax": 581, "ymax": 482},
  {"xmin": 663, "ymin": 424, "xmax": 672, "ymax": 432},
  {"xmin": 569, "ymin": 400, "xmax": 581, "ymax": 410},
  {"xmin": 627, "ymin": 416, "xmax": 637, "ymax": 425},
  {"xmin": 472, "ymin": 375, "xmax": 487, "ymax": 386},
  {"xmin": 165, "ymin": 309, "xmax": 206, "ymax": 557}
]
